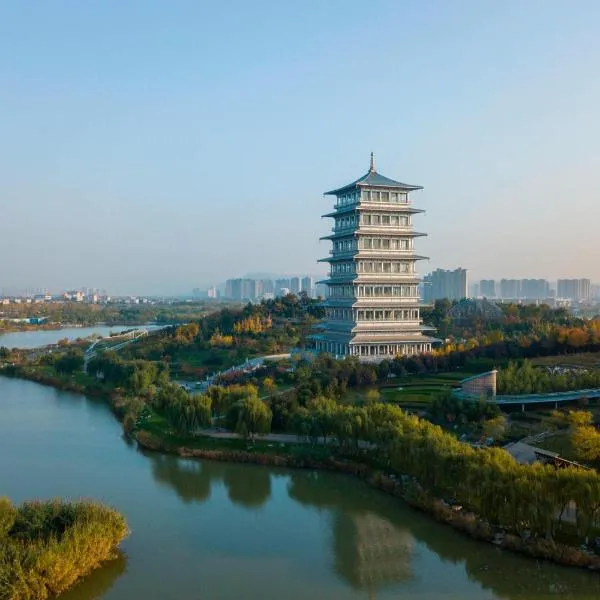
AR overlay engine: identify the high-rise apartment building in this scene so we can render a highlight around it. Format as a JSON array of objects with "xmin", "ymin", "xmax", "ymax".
[
  {"xmin": 480, "ymin": 279, "xmax": 496, "ymax": 298},
  {"xmin": 275, "ymin": 278, "xmax": 290, "ymax": 297},
  {"xmin": 484, "ymin": 278, "xmax": 550, "ymax": 300},
  {"xmin": 557, "ymin": 279, "xmax": 591, "ymax": 302},
  {"xmin": 225, "ymin": 278, "xmax": 243, "ymax": 300},
  {"xmin": 422, "ymin": 268, "xmax": 467, "ymax": 302},
  {"xmin": 290, "ymin": 277, "xmax": 301, "ymax": 294},
  {"xmin": 301, "ymin": 276, "xmax": 314, "ymax": 297},
  {"xmin": 499, "ymin": 279, "xmax": 520, "ymax": 298},
  {"xmin": 520, "ymin": 279, "xmax": 550, "ymax": 299},
  {"xmin": 225, "ymin": 278, "xmax": 260, "ymax": 300},
  {"xmin": 313, "ymin": 155, "xmax": 437, "ymax": 359},
  {"xmin": 260, "ymin": 279, "xmax": 275, "ymax": 296}
]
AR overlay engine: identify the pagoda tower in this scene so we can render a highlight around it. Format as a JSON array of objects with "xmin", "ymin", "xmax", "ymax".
[{"xmin": 314, "ymin": 155, "xmax": 438, "ymax": 360}]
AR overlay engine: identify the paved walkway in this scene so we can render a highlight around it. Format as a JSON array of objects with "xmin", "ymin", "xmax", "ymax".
[
  {"xmin": 199, "ymin": 429, "xmax": 304, "ymax": 444},
  {"xmin": 198, "ymin": 428, "xmax": 373, "ymax": 449}
]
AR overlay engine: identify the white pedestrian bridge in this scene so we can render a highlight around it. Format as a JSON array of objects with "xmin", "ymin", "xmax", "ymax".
[{"xmin": 84, "ymin": 328, "xmax": 150, "ymax": 362}]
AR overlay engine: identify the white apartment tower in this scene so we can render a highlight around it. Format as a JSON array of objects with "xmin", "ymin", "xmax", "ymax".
[{"xmin": 314, "ymin": 155, "xmax": 438, "ymax": 360}]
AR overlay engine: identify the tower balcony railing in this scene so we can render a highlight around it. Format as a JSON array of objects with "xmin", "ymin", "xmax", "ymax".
[
  {"xmin": 355, "ymin": 272, "xmax": 418, "ymax": 279},
  {"xmin": 331, "ymin": 224, "xmax": 359, "ymax": 234},
  {"xmin": 353, "ymin": 296, "xmax": 421, "ymax": 303},
  {"xmin": 356, "ymin": 224, "xmax": 413, "ymax": 231},
  {"xmin": 359, "ymin": 199, "xmax": 411, "ymax": 208},
  {"xmin": 324, "ymin": 296, "xmax": 421, "ymax": 304},
  {"xmin": 356, "ymin": 248, "xmax": 416, "ymax": 255},
  {"xmin": 331, "ymin": 225, "xmax": 415, "ymax": 235},
  {"xmin": 354, "ymin": 320, "xmax": 422, "ymax": 328},
  {"xmin": 334, "ymin": 200, "xmax": 359, "ymax": 210},
  {"xmin": 328, "ymin": 249, "xmax": 358, "ymax": 258}
]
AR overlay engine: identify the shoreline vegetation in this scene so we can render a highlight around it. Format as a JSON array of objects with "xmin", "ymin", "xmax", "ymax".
[
  {"xmin": 134, "ymin": 432, "xmax": 600, "ymax": 572},
  {"xmin": 0, "ymin": 497, "xmax": 128, "ymax": 600},
  {"xmin": 5, "ymin": 364, "xmax": 600, "ymax": 574}
]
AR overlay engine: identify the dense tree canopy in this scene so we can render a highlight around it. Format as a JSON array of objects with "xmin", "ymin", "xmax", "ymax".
[{"xmin": 497, "ymin": 361, "xmax": 600, "ymax": 395}]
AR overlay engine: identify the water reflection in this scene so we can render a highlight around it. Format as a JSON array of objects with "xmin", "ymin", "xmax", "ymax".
[
  {"xmin": 59, "ymin": 551, "xmax": 127, "ymax": 600},
  {"xmin": 288, "ymin": 470, "xmax": 413, "ymax": 595},
  {"xmin": 332, "ymin": 512, "xmax": 413, "ymax": 591},
  {"xmin": 287, "ymin": 470, "xmax": 600, "ymax": 600},
  {"xmin": 147, "ymin": 452, "xmax": 272, "ymax": 508},
  {"xmin": 146, "ymin": 454, "xmax": 600, "ymax": 600}
]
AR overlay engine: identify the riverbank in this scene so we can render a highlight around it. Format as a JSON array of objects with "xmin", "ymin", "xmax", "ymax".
[
  {"xmin": 0, "ymin": 322, "xmax": 61, "ymax": 334},
  {"xmin": 134, "ymin": 430, "xmax": 600, "ymax": 572},
  {"xmin": 1, "ymin": 365, "xmax": 110, "ymax": 397},
  {"xmin": 5, "ymin": 365, "xmax": 600, "ymax": 574},
  {"xmin": 1, "ymin": 497, "xmax": 128, "ymax": 600}
]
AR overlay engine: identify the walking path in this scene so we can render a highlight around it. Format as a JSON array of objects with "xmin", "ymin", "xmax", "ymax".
[
  {"xmin": 197, "ymin": 428, "xmax": 373, "ymax": 448},
  {"xmin": 180, "ymin": 353, "xmax": 291, "ymax": 391}
]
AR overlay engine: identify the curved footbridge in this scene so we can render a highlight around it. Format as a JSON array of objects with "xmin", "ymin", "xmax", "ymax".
[
  {"xmin": 453, "ymin": 370, "xmax": 600, "ymax": 410},
  {"xmin": 84, "ymin": 328, "xmax": 150, "ymax": 365}
]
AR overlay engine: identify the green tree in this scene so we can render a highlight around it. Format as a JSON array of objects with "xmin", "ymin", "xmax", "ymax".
[
  {"xmin": 263, "ymin": 376, "xmax": 276, "ymax": 395},
  {"xmin": 55, "ymin": 348, "xmax": 84, "ymax": 374},
  {"xmin": 227, "ymin": 396, "xmax": 272, "ymax": 441},
  {"xmin": 482, "ymin": 415, "xmax": 507, "ymax": 441},
  {"xmin": 307, "ymin": 396, "xmax": 338, "ymax": 443},
  {"xmin": 572, "ymin": 425, "xmax": 600, "ymax": 462},
  {"xmin": 364, "ymin": 389, "xmax": 381, "ymax": 405}
]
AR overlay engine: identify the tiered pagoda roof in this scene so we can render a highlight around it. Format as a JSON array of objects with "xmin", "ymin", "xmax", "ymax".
[{"xmin": 325, "ymin": 154, "xmax": 423, "ymax": 195}]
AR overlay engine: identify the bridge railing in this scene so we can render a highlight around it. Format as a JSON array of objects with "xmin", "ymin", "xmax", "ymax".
[{"xmin": 454, "ymin": 387, "xmax": 600, "ymax": 405}]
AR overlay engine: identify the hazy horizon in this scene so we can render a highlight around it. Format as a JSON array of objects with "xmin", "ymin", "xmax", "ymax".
[{"xmin": 2, "ymin": 1, "xmax": 600, "ymax": 295}]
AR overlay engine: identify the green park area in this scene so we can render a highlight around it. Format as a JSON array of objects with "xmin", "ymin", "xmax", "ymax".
[{"xmin": 377, "ymin": 372, "xmax": 473, "ymax": 408}]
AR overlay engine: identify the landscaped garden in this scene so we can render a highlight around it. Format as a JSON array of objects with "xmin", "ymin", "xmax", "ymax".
[{"xmin": 378, "ymin": 372, "xmax": 474, "ymax": 408}]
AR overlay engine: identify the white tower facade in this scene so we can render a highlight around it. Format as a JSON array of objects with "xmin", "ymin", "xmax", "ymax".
[{"xmin": 314, "ymin": 155, "xmax": 438, "ymax": 360}]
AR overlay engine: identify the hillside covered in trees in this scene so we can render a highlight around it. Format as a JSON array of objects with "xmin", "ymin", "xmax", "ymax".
[{"xmin": 121, "ymin": 294, "xmax": 324, "ymax": 378}]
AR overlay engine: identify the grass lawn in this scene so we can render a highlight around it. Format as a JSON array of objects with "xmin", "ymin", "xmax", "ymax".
[
  {"xmin": 377, "ymin": 372, "xmax": 474, "ymax": 406},
  {"xmin": 337, "ymin": 372, "xmax": 479, "ymax": 408}
]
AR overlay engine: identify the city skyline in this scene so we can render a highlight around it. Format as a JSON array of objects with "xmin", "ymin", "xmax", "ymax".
[{"xmin": 2, "ymin": 2, "xmax": 600, "ymax": 294}]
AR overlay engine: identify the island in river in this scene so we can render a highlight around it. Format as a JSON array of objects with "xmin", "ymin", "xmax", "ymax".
[{"xmin": 1, "ymin": 497, "xmax": 128, "ymax": 600}]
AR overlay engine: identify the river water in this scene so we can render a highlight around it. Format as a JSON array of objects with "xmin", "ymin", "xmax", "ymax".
[
  {"xmin": 1, "ymin": 377, "xmax": 599, "ymax": 600},
  {"xmin": 0, "ymin": 325, "xmax": 162, "ymax": 349}
]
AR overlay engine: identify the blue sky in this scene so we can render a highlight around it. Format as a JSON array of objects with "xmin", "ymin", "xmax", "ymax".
[{"xmin": 2, "ymin": 1, "xmax": 599, "ymax": 294}]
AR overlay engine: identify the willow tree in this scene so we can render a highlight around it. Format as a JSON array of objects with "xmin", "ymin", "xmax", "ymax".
[{"xmin": 227, "ymin": 396, "xmax": 272, "ymax": 441}]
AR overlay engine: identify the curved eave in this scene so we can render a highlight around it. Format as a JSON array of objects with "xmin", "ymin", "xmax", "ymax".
[
  {"xmin": 317, "ymin": 276, "xmax": 357, "ymax": 285},
  {"xmin": 320, "ymin": 231, "xmax": 428, "ymax": 241},
  {"xmin": 325, "ymin": 175, "xmax": 423, "ymax": 196},
  {"xmin": 319, "ymin": 232, "xmax": 356, "ymax": 241},
  {"xmin": 318, "ymin": 254, "xmax": 357, "ymax": 263},
  {"xmin": 319, "ymin": 254, "xmax": 429, "ymax": 263}
]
